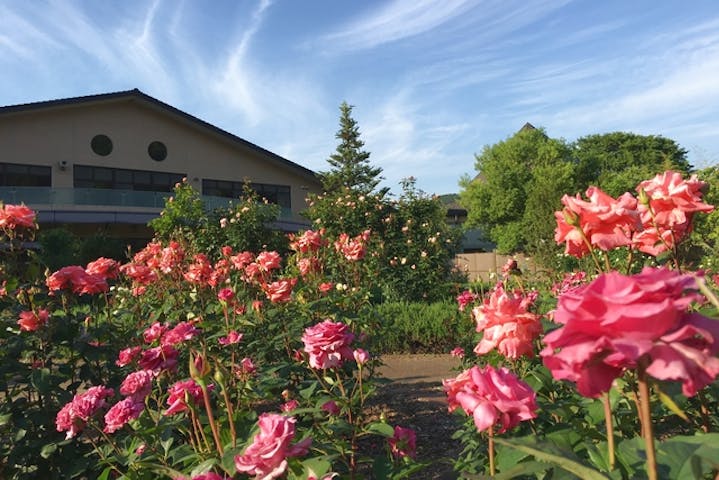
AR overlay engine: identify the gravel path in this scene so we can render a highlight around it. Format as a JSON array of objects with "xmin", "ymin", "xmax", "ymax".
[{"xmin": 373, "ymin": 354, "xmax": 464, "ymax": 479}]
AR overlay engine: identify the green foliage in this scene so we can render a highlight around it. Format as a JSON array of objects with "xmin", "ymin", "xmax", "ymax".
[
  {"xmin": 77, "ymin": 233, "xmax": 126, "ymax": 265},
  {"xmin": 149, "ymin": 180, "xmax": 285, "ymax": 257},
  {"xmin": 689, "ymin": 166, "xmax": 719, "ymax": 270},
  {"xmin": 373, "ymin": 300, "xmax": 473, "ymax": 353},
  {"xmin": 37, "ymin": 227, "xmax": 80, "ymax": 271},
  {"xmin": 319, "ymin": 102, "xmax": 384, "ymax": 194},
  {"xmin": 459, "ymin": 126, "xmax": 575, "ymax": 256},
  {"xmin": 574, "ymin": 132, "xmax": 691, "ymax": 197}
]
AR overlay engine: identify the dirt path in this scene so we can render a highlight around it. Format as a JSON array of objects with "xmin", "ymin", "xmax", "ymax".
[{"xmin": 373, "ymin": 355, "xmax": 463, "ymax": 479}]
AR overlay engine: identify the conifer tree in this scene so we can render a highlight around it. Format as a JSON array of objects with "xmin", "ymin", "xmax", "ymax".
[{"xmin": 319, "ymin": 102, "xmax": 383, "ymax": 194}]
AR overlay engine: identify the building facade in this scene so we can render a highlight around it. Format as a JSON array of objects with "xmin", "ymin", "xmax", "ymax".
[{"xmin": 0, "ymin": 89, "xmax": 322, "ymax": 239}]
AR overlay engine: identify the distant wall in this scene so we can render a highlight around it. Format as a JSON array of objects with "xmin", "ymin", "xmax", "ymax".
[{"xmin": 454, "ymin": 252, "xmax": 534, "ymax": 282}]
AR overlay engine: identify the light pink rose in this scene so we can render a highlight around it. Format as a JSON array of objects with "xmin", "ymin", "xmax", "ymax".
[
  {"xmin": 302, "ymin": 320, "xmax": 355, "ymax": 369},
  {"xmin": 234, "ymin": 413, "xmax": 311, "ymax": 479},
  {"xmin": 263, "ymin": 278, "xmax": 297, "ymax": 303},
  {"xmin": 143, "ymin": 322, "xmax": 168, "ymax": 343},
  {"xmin": 0, "ymin": 203, "xmax": 36, "ymax": 229},
  {"xmin": 541, "ymin": 267, "xmax": 719, "ymax": 397},
  {"xmin": 353, "ymin": 348, "xmax": 370, "ymax": 365},
  {"xmin": 161, "ymin": 321, "xmax": 199, "ymax": 346},
  {"xmin": 472, "ymin": 284, "xmax": 542, "ymax": 359},
  {"xmin": 555, "ymin": 187, "xmax": 640, "ymax": 257},
  {"xmin": 456, "ymin": 290, "xmax": 478, "ymax": 312},
  {"xmin": 256, "ymin": 251, "xmax": 282, "ymax": 271},
  {"xmin": 443, "ymin": 365, "xmax": 537, "ymax": 434},
  {"xmin": 219, "ymin": 330, "xmax": 243, "ymax": 346}
]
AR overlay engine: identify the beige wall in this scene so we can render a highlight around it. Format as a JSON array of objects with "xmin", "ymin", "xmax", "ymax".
[
  {"xmin": 0, "ymin": 98, "xmax": 321, "ymax": 219},
  {"xmin": 454, "ymin": 252, "xmax": 535, "ymax": 282}
]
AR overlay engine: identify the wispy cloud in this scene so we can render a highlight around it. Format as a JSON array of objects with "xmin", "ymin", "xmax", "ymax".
[{"xmin": 317, "ymin": 0, "xmax": 475, "ymax": 52}]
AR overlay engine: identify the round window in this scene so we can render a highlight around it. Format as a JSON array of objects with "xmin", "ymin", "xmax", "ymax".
[
  {"xmin": 148, "ymin": 141, "xmax": 167, "ymax": 161},
  {"xmin": 90, "ymin": 134, "xmax": 113, "ymax": 156}
]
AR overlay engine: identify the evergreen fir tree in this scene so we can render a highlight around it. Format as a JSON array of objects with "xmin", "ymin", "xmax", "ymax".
[{"xmin": 319, "ymin": 102, "xmax": 383, "ymax": 194}]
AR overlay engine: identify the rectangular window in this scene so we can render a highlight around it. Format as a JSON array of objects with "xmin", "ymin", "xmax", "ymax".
[
  {"xmin": 73, "ymin": 165, "xmax": 184, "ymax": 193},
  {"xmin": 0, "ymin": 162, "xmax": 51, "ymax": 187},
  {"xmin": 202, "ymin": 178, "xmax": 291, "ymax": 209}
]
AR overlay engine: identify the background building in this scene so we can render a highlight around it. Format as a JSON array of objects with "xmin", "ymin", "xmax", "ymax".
[{"xmin": 0, "ymin": 89, "xmax": 321, "ymax": 240}]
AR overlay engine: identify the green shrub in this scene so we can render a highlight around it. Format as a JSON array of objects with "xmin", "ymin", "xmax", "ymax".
[{"xmin": 373, "ymin": 300, "xmax": 474, "ymax": 354}]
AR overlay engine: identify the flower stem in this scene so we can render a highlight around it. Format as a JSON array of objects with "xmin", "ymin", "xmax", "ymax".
[
  {"xmin": 637, "ymin": 363, "xmax": 657, "ymax": 480},
  {"xmin": 603, "ymin": 392, "xmax": 615, "ymax": 470},
  {"xmin": 488, "ymin": 425, "xmax": 495, "ymax": 477}
]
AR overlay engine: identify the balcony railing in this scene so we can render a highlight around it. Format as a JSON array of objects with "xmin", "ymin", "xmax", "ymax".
[{"xmin": 0, "ymin": 186, "xmax": 292, "ymax": 219}]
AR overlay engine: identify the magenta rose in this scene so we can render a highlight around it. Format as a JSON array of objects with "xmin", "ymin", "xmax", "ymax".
[
  {"xmin": 388, "ymin": 425, "xmax": 417, "ymax": 459},
  {"xmin": 541, "ymin": 267, "xmax": 719, "ymax": 397},
  {"xmin": 302, "ymin": 320, "xmax": 355, "ymax": 369},
  {"xmin": 119, "ymin": 370, "xmax": 155, "ymax": 400},
  {"xmin": 56, "ymin": 385, "xmax": 114, "ymax": 439},
  {"xmin": 234, "ymin": 413, "xmax": 311, "ymax": 479},
  {"xmin": 443, "ymin": 365, "xmax": 537, "ymax": 434}
]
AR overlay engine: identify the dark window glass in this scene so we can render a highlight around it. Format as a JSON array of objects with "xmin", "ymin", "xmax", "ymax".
[
  {"xmin": 73, "ymin": 165, "xmax": 184, "ymax": 193},
  {"xmin": 148, "ymin": 141, "xmax": 167, "ymax": 161},
  {"xmin": 0, "ymin": 162, "xmax": 51, "ymax": 187},
  {"xmin": 202, "ymin": 178, "xmax": 291, "ymax": 209},
  {"xmin": 91, "ymin": 134, "xmax": 113, "ymax": 156}
]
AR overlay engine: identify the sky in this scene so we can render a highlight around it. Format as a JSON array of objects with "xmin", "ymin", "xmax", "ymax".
[{"xmin": 2, "ymin": 1, "xmax": 719, "ymax": 196}]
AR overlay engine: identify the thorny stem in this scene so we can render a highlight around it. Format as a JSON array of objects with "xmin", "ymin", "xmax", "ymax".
[{"xmin": 200, "ymin": 382, "xmax": 224, "ymax": 455}]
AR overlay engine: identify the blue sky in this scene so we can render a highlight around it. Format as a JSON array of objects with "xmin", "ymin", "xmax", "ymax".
[{"xmin": 2, "ymin": 1, "xmax": 719, "ymax": 195}]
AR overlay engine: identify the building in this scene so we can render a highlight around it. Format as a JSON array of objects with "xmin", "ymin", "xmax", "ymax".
[{"xmin": 0, "ymin": 89, "xmax": 322, "ymax": 240}]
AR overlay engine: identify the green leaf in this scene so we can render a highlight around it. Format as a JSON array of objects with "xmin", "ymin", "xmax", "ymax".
[
  {"xmin": 655, "ymin": 386, "xmax": 689, "ymax": 421},
  {"xmin": 0, "ymin": 413, "xmax": 12, "ymax": 426},
  {"xmin": 494, "ymin": 437, "xmax": 610, "ymax": 480},
  {"xmin": 96, "ymin": 467, "xmax": 112, "ymax": 480},
  {"xmin": 365, "ymin": 421, "xmax": 395, "ymax": 437},
  {"xmin": 40, "ymin": 443, "xmax": 57, "ymax": 459},
  {"xmin": 190, "ymin": 458, "xmax": 218, "ymax": 477},
  {"xmin": 657, "ymin": 434, "xmax": 719, "ymax": 479}
]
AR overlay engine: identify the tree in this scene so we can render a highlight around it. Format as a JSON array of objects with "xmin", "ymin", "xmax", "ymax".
[
  {"xmin": 573, "ymin": 132, "xmax": 691, "ymax": 197},
  {"xmin": 459, "ymin": 126, "xmax": 575, "ymax": 255},
  {"xmin": 318, "ymin": 102, "xmax": 384, "ymax": 194}
]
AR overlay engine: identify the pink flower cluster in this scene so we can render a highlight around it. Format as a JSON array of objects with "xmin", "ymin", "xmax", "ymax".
[
  {"xmin": 472, "ymin": 284, "xmax": 542, "ymax": 359},
  {"xmin": 444, "ymin": 365, "xmax": 537, "ymax": 433},
  {"xmin": 289, "ymin": 229, "xmax": 326, "ymax": 253},
  {"xmin": 0, "ymin": 203, "xmax": 36, "ymax": 230},
  {"xmin": 333, "ymin": 230, "xmax": 370, "ymax": 261},
  {"xmin": 555, "ymin": 171, "xmax": 713, "ymax": 257},
  {"xmin": 56, "ymin": 386, "xmax": 114, "ymax": 439},
  {"xmin": 234, "ymin": 413, "xmax": 311, "ymax": 479},
  {"xmin": 46, "ymin": 257, "xmax": 120, "ymax": 295},
  {"xmin": 301, "ymin": 320, "xmax": 355, "ymax": 369},
  {"xmin": 541, "ymin": 267, "xmax": 719, "ymax": 397}
]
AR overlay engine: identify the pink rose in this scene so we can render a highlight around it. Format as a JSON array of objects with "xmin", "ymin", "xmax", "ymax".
[
  {"xmin": 281, "ymin": 399, "xmax": 299, "ymax": 412},
  {"xmin": 161, "ymin": 321, "xmax": 199, "ymax": 346},
  {"xmin": 235, "ymin": 357, "xmax": 257, "ymax": 380},
  {"xmin": 184, "ymin": 254, "xmax": 213, "ymax": 285},
  {"xmin": 164, "ymin": 379, "xmax": 205, "ymax": 416},
  {"xmin": 56, "ymin": 386, "xmax": 114, "ymax": 439},
  {"xmin": 289, "ymin": 229, "xmax": 325, "ymax": 253},
  {"xmin": 219, "ymin": 330, "xmax": 243, "ymax": 346},
  {"xmin": 302, "ymin": 320, "xmax": 355, "ymax": 369},
  {"xmin": 0, "ymin": 203, "xmax": 36, "ymax": 229},
  {"xmin": 318, "ymin": 282, "xmax": 333, "ymax": 294},
  {"xmin": 139, "ymin": 344, "xmax": 179, "ymax": 373},
  {"xmin": 85, "ymin": 257, "xmax": 120, "ymax": 280},
  {"xmin": 17, "ymin": 309, "xmax": 49, "ymax": 332},
  {"xmin": 103, "ymin": 398, "xmax": 144, "ymax": 433},
  {"xmin": 443, "ymin": 365, "xmax": 537, "ymax": 433},
  {"xmin": 143, "ymin": 322, "xmax": 168, "ymax": 343},
  {"xmin": 217, "ymin": 288, "xmax": 235, "ymax": 303},
  {"xmin": 119, "ymin": 370, "xmax": 155, "ymax": 400},
  {"xmin": 263, "ymin": 278, "xmax": 297, "ymax": 303},
  {"xmin": 541, "ymin": 267, "xmax": 719, "ymax": 397},
  {"xmin": 388, "ymin": 425, "xmax": 417, "ymax": 459},
  {"xmin": 450, "ymin": 347, "xmax": 465, "ymax": 358},
  {"xmin": 321, "ymin": 400, "xmax": 340, "ymax": 415},
  {"xmin": 116, "ymin": 346, "xmax": 142, "ymax": 367},
  {"xmin": 555, "ymin": 187, "xmax": 640, "ymax": 257},
  {"xmin": 256, "ymin": 251, "xmax": 282, "ymax": 271},
  {"xmin": 456, "ymin": 290, "xmax": 478, "ymax": 312},
  {"xmin": 234, "ymin": 413, "xmax": 311, "ymax": 479},
  {"xmin": 472, "ymin": 284, "xmax": 542, "ymax": 359},
  {"xmin": 353, "ymin": 348, "xmax": 370, "ymax": 365}
]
